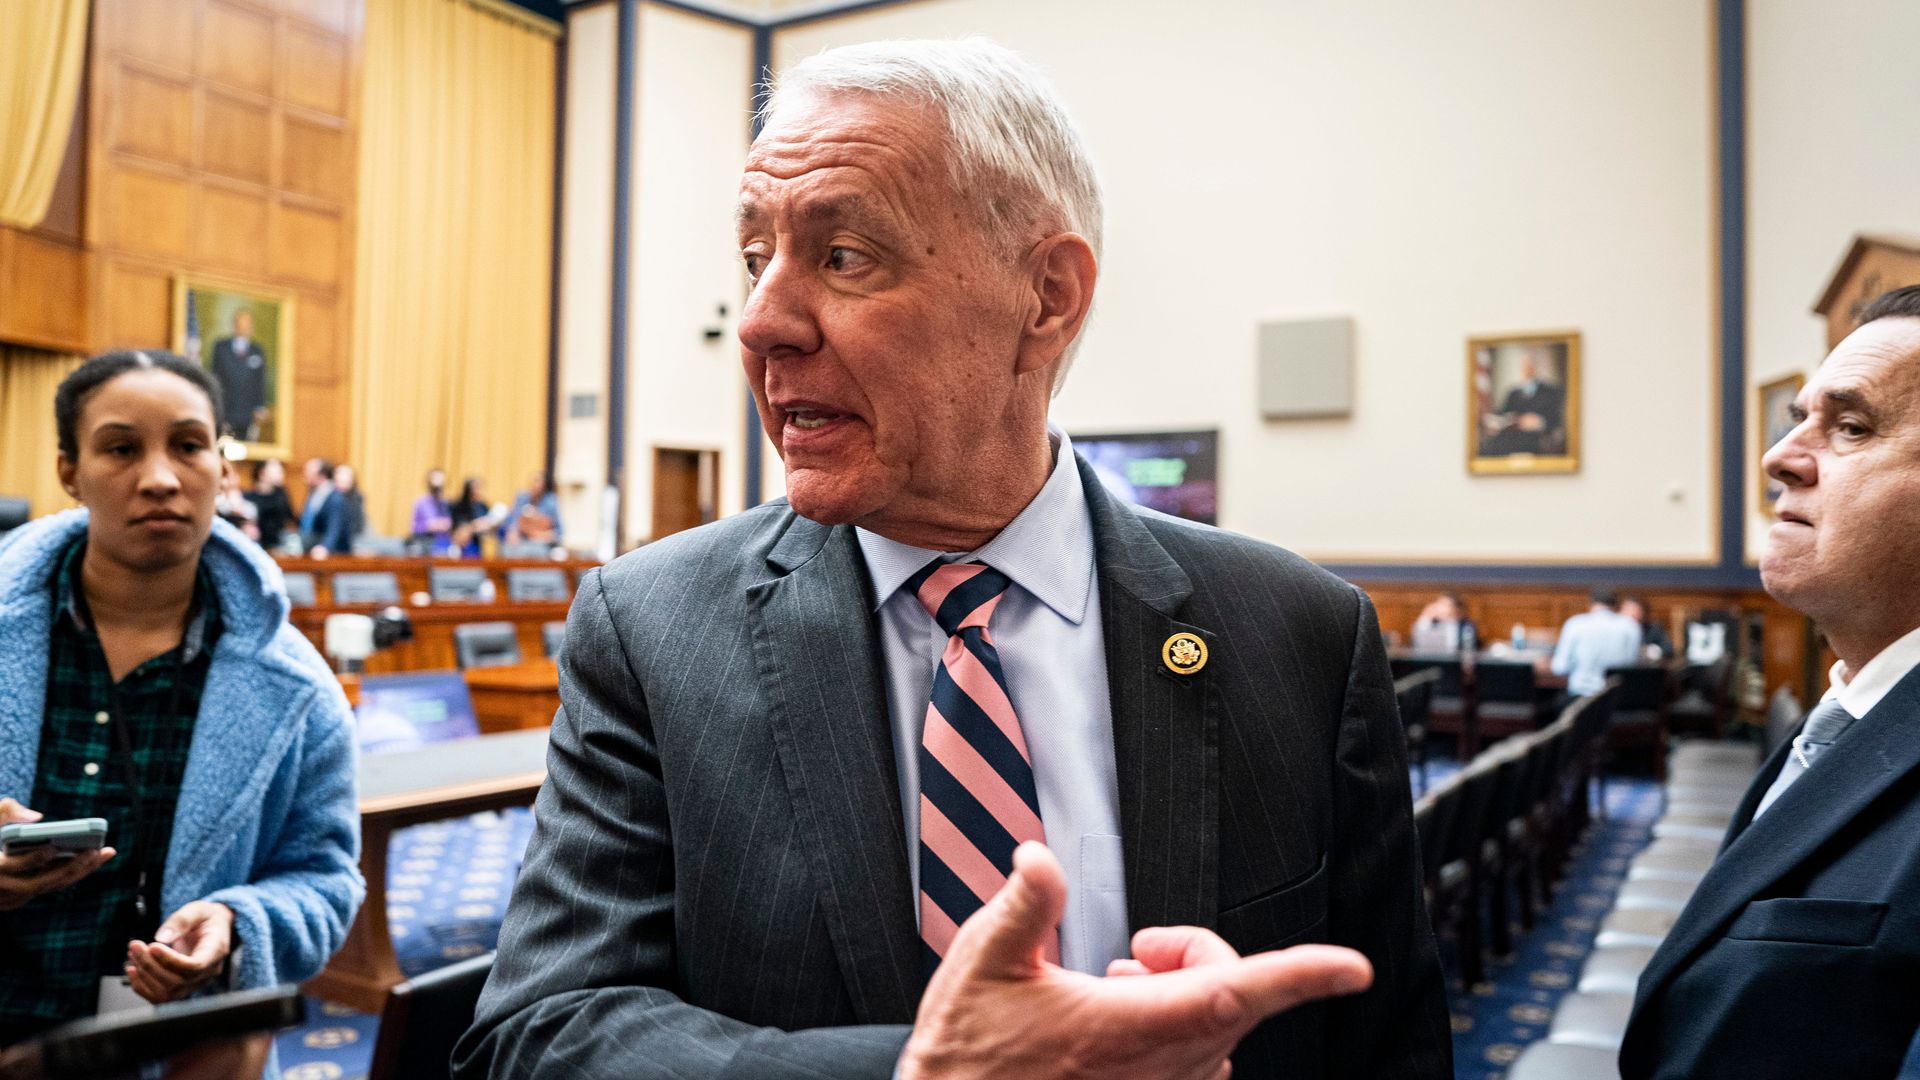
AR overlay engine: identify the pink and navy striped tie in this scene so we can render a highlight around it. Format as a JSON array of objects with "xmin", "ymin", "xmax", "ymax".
[{"xmin": 907, "ymin": 560, "xmax": 1055, "ymax": 973}]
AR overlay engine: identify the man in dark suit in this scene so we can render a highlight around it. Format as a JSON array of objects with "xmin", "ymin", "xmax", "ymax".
[
  {"xmin": 456, "ymin": 38, "xmax": 1448, "ymax": 1080},
  {"xmin": 1481, "ymin": 352, "xmax": 1565, "ymax": 456},
  {"xmin": 209, "ymin": 309, "xmax": 268, "ymax": 440},
  {"xmin": 1620, "ymin": 284, "xmax": 1920, "ymax": 1079}
]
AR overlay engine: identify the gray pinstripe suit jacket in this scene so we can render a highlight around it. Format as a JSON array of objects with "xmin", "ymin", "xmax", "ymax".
[{"xmin": 453, "ymin": 458, "xmax": 1451, "ymax": 1079}]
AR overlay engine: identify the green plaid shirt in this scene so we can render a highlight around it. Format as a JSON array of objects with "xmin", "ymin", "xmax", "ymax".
[{"xmin": 0, "ymin": 539, "xmax": 219, "ymax": 1037}]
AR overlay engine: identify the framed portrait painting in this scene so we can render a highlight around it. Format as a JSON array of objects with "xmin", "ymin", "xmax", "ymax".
[
  {"xmin": 171, "ymin": 276, "xmax": 295, "ymax": 459},
  {"xmin": 1757, "ymin": 373, "xmax": 1805, "ymax": 507},
  {"xmin": 1467, "ymin": 330, "xmax": 1581, "ymax": 475}
]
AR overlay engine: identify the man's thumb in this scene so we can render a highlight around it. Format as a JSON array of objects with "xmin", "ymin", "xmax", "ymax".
[{"xmin": 970, "ymin": 842, "xmax": 1067, "ymax": 971}]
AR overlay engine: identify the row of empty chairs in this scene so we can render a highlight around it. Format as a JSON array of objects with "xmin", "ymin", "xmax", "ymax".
[
  {"xmin": 1504, "ymin": 690, "xmax": 1800, "ymax": 1077},
  {"xmin": 285, "ymin": 566, "xmax": 575, "ymax": 607},
  {"xmin": 1413, "ymin": 685, "xmax": 1617, "ymax": 993}
]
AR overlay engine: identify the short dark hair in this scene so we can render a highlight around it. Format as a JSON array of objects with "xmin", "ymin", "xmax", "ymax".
[
  {"xmin": 1590, "ymin": 588, "xmax": 1619, "ymax": 609},
  {"xmin": 1857, "ymin": 285, "xmax": 1920, "ymax": 326},
  {"xmin": 54, "ymin": 350, "xmax": 223, "ymax": 459}
]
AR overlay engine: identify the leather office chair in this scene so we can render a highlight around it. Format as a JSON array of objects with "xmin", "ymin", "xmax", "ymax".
[
  {"xmin": 0, "ymin": 495, "xmax": 28, "ymax": 534},
  {"xmin": 507, "ymin": 568, "xmax": 570, "ymax": 602},
  {"xmin": 352, "ymin": 535, "xmax": 410, "ymax": 557},
  {"xmin": 367, "ymin": 951, "xmax": 494, "ymax": 1080},
  {"xmin": 430, "ymin": 566, "xmax": 489, "ymax": 602},
  {"xmin": 1394, "ymin": 667, "xmax": 1439, "ymax": 795},
  {"xmin": 333, "ymin": 571, "xmax": 402, "ymax": 606},
  {"xmin": 1475, "ymin": 658, "xmax": 1551, "ymax": 747},
  {"xmin": 1605, "ymin": 665, "xmax": 1672, "ymax": 780},
  {"xmin": 499, "ymin": 541, "xmax": 553, "ymax": 559},
  {"xmin": 541, "ymin": 620, "xmax": 566, "ymax": 659},
  {"xmin": 454, "ymin": 622, "xmax": 522, "ymax": 669},
  {"xmin": 282, "ymin": 571, "xmax": 318, "ymax": 608}
]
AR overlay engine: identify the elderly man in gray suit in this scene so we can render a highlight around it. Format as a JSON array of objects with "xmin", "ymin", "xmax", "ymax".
[{"xmin": 456, "ymin": 38, "xmax": 1449, "ymax": 1080}]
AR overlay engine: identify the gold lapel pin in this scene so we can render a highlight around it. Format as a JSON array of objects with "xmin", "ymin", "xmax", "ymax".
[{"xmin": 1162, "ymin": 632, "xmax": 1208, "ymax": 675}]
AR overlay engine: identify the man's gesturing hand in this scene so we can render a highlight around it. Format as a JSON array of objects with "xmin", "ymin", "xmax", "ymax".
[{"xmin": 900, "ymin": 842, "xmax": 1373, "ymax": 1080}]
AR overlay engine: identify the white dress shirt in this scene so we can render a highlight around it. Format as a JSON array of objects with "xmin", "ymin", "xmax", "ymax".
[
  {"xmin": 1821, "ymin": 621, "xmax": 1920, "ymax": 719},
  {"xmin": 856, "ymin": 426, "xmax": 1130, "ymax": 976},
  {"xmin": 1550, "ymin": 608, "xmax": 1644, "ymax": 696}
]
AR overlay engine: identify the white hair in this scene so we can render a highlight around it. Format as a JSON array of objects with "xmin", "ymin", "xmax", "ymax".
[{"xmin": 762, "ymin": 38, "xmax": 1104, "ymax": 391}]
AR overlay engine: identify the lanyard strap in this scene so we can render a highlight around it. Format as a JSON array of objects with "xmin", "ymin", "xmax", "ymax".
[{"xmin": 106, "ymin": 672, "xmax": 185, "ymax": 937}]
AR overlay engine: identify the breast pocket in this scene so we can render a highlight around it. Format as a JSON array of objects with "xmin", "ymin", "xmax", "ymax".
[
  {"xmin": 1216, "ymin": 854, "xmax": 1329, "ymax": 954},
  {"xmin": 1726, "ymin": 897, "xmax": 1888, "ymax": 947}
]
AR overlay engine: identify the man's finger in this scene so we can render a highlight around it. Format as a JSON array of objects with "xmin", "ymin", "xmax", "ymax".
[
  {"xmin": 951, "ymin": 841, "xmax": 1067, "ymax": 975},
  {"xmin": 1107, "ymin": 958, "xmax": 1151, "ymax": 977},
  {"xmin": 1209, "ymin": 944, "xmax": 1373, "ymax": 1021},
  {"xmin": 1129, "ymin": 925, "xmax": 1241, "ymax": 975}
]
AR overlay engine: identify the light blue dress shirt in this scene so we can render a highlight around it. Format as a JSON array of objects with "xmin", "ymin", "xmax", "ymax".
[
  {"xmin": 856, "ymin": 427, "xmax": 1130, "ymax": 976},
  {"xmin": 1550, "ymin": 608, "xmax": 1645, "ymax": 696}
]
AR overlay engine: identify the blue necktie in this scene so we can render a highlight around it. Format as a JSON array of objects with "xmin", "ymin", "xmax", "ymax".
[{"xmin": 1753, "ymin": 698, "xmax": 1857, "ymax": 819}]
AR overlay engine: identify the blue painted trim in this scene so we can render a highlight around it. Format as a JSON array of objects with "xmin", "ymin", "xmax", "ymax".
[
  {"xmin": 1715, "ymin": 0, "xmax": 1746, "ymax": 573},
  {"xmin": 743, "ymin": 24, "xmax": 772, "ymax": 509},
  {"xmin": 1320, "ymin": 562, "xmax": 1761, "ymax": 590},
  {"xmin": 609, "ymin": 0, "xmax": 637, "ymax": 546},
  {"xmin": 544, "ymin": 21, "xmax": 567, "ymax": 479}
]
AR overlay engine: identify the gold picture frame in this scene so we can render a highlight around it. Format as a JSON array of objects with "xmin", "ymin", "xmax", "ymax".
[
  {"xmin": 1756, "ymin": 372, "xmax": 1806, "ymax": 508},
  {"xmin": 171, "ymin": 275, "xmax": 295, "ymax": 460},
  {"xmin": 1467, "ymin": 330, "xmax": 1581, "ymax": 475}
]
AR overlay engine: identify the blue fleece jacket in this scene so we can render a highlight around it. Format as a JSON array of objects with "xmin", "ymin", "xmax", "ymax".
[{"xmin": 0, "ymin": 511, "xmax": 363, "ymax": 1033}]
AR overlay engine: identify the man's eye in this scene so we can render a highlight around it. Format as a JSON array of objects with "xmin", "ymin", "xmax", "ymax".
[
  {"xmin": 742, "ymin": 252, "xmax": 766, "ymax": 280},
  {"xmin": 826, "ymin": 247, "xmax": 870, "ymax": 272}
]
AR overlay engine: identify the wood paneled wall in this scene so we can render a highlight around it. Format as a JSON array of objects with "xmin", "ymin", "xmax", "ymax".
[
  {"xmin": 83, "ymin": 0, "xmax": 363, "ymax": 471},
  {"xmin": 1355, "ymin": 581, "xmax": 1819, "ymax": 708}
]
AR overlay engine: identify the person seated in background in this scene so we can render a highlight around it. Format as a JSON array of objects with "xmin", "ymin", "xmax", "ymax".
[
  {"xmin": 295, "ymin": 457, "xmax": 332, "ymax": 553},
  {"xmin": 212, "ymin": 469, "xmax": 256, "ymax": 542},
  {"xmin": 1619, "ymin": 596, "xmax": 1672, "ymax": 659},
  {"xmin": 1412, "ymin": 591, "xmax": 1477, "ymax": 651},
  {"xmin": 1549, "ymin": 588, "xmax": 1642, "ymax": 697},
  {"xmin": 0, "ymin": 351, "xmax": 361, "ymax": 1076},
  {"xmin": 409, "ymin": 469, "xmax": 454, "ymax": 556},
  {"xmin": 449, "ymin": 477, "xmax": 502, "ymax": 559},
  {"xmin": 247, "ymin": 460, "xmax": 291, "ymax": 554},
  {"xmin": 1620, "ymin": 286, "xmax": 1920, "ymax": 1079},
  {"xmin": 308, "ymin": 463, "xmax": 364, "ymax": 559},
  {"xmin": 503, "ymin": 472, "xmax": 561, "ymax": 548}
]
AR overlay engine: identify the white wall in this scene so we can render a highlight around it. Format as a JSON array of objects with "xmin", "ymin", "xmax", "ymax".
[
  {"xmin": 1744, "ymin": 0, "xmax": 1920, "ymax": 560},
  {"xmin": 555, "ymin": 2, "xmax": 616, "ymax": 552},
  {"xmin": 772, "ymin": 0, "xmax": 1718, "ymax": 563},
  {"xmin": 623, "ymin": 4, "xmax": 755, "ymax": 543}
]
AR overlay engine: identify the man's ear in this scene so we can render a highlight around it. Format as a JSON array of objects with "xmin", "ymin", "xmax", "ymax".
[
  {"xmin": 57, "ymin": 452, "xmax": 79, "ymax": 503},
  {"xmin": 1014, "ymin": 232, "xmax": 1098, "ymax": 379}
]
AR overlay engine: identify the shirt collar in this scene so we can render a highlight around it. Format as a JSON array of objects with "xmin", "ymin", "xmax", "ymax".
[
  {"xmin": 855, "ymin": 425, "xmax": 1095, "ymax": 625},
  {"xmin": 54, "ymin": 537, "xmax": 222, "ymax": 665},
  {"xmin": 1823, "ymin": 621, "xmax": 1920, "ymax": 718}
]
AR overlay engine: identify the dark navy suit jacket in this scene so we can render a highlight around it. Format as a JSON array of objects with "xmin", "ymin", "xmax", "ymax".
[{"xmin": 1621, "ymin": 663, "xmax": 1920, "ymax": 1079}]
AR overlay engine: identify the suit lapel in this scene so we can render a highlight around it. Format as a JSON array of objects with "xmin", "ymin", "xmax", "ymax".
[
  {"xmin": 1076, "ymin": 458, "xmax": 1222, "ymax": 933},
  {"xmin": 1636, "ymin": 667, "xmax": 1920, "ymax": 1008},
  {"xmin": 747, "ymin": 513, "xmax": 920, "ymax": 1023}
]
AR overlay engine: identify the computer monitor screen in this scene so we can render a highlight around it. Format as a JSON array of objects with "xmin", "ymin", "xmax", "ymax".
[
  {"xmin": 354, "ymin": 671, "xmax": 481, "ymax": 755},
  {"xmin": 1072, "ymin": 430, "xmax": 1219, "ymax": 525}
]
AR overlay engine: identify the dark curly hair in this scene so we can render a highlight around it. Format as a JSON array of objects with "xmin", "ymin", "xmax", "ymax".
[{"xmin": 54, "ymin": 350, "xmax": 223, "ymax": 459}]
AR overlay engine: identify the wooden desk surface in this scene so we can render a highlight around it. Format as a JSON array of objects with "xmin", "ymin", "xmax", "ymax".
[{"xmin": 463, "ymin": 659, "xmax": 560, "ymax": 691}]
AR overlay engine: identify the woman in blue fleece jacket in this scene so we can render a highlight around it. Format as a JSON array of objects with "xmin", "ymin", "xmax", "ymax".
[{"xmin": 0, "ymin": 351, "xmax": 361, "ymax": 1067}]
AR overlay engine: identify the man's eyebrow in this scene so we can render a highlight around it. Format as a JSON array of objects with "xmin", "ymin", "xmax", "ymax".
[
  {"xmin": 734, "ymin": 194, "xmax": 900, "ymax": 236},
  {"xmin": 1820, "ymin": 386, "xmax": 1877, "ymax": 421}
]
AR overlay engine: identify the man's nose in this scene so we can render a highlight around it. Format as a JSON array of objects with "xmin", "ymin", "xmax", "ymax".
[
  {"xmin": 1763, "ymin": 421, "xmax": 1816, "ymax": 490},
  {"xmin": 737, "ymin": 254, "xmax": 822, "ymax": 360}
]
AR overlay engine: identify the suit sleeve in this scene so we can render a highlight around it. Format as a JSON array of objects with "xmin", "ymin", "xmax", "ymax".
[
  {"xmin": 1324, "ymin": 586, "xmax": 1453, "ymax": 1078},
  {"xmin": 452, "ymin": 569, "xmax": 910, "ymax": 1080}
]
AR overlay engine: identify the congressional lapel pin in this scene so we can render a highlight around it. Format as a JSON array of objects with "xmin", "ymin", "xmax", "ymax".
[{"xmin": 1161, "ymin": 632, "xmax": 1208, "ymax": 676}]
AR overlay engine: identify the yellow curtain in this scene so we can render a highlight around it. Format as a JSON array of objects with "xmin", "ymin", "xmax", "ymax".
[
  {"xmin": 351, "ymin": 0, "xmax": 558, "ymax": 538},
  {"xmin": 0, "ymin": 346, "xmax": 84, "ymax": 518},
  {"xmin": 0, "ymin": 0, "xmax": 88, "ymax": 228}
]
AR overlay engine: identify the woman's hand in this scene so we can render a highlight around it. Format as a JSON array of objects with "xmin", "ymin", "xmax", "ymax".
[
  {"xmin": 126, "ymin": 901, "xmax": 235, "ymax": 1003},
  {"xmin": 0, "ymin": 799, "xmax": 115, "ymax": 912}
]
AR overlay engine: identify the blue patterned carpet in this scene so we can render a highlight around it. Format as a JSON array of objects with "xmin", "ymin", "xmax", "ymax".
[{"xmin": 272, "ymin": 769, "xmax": 1659, "ymax": 1080}]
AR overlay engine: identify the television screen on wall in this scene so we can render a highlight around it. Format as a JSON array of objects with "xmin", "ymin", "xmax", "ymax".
[{"xmin": 1071, "ymin": 429, "xmax": 1219, "ymax": 525}]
